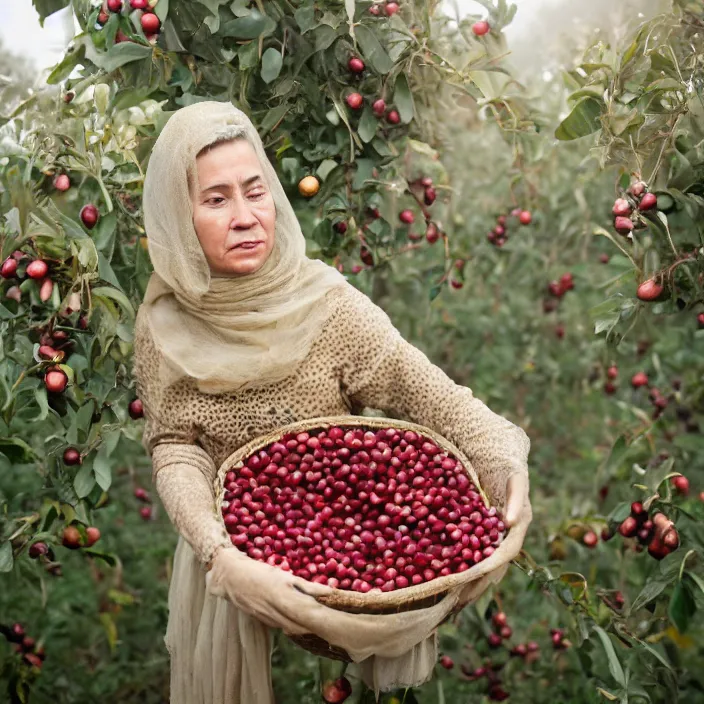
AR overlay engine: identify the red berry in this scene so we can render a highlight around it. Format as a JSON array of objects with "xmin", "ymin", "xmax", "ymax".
[
  {"xmin": 141, "ymin": 12, "xmax": 160, "ymax": 34},
  {"xmin": 140, "ymin": 506, "xmax": 153, "ymax": 521},
  {"xmin": 62, "ymin": 525, "xmax": 82, "ymax": 549},
  {"xmin": 333, "ymin": 221, "xmax": 348, "ymax": 235},
  {"xmin": 603, "ymin": 381, "xmax": 616, "ymax": 395},
  {"xmin": 489, "ymin": 686, "xmax": 509, "ymax": 702},
  {"xmin": 499, "ymin": 625, "xmax": 512, "ymax": 639},
  {"xmin": 636, "ymin": 279, "xmax": 664, "ymax": 302},
  {"xmin": 26, "ymin": 260, "xmax": 49, "ymax": 280},
  {"xmin": 697, "ymin": 312, "xmax": 704, "ymax": 328},
  {"xmin": 619, "ymin": 517, "xmax": 638, "ymax": 538},
  {"xmin": 599, "ymin": 253, "xmax": 610, "ymax": 264},
  {"xmin": 53, "ymin": 174, "xmax": 70, "ymax": 192},
  {"xmin": 129, "ymin": 398, "xmax": 144, "ymax": 419},
  {"xmin": 472, "ymin": 20, "xmax": 490, "ymax": 36},
  {"xmin": 671, "ymin": 476, "xmax": 689, "ymax": 496},
  {"xmin": 631, "ymin": 372, "xmax": 649, "ymax": 388},
  {"xmin": 348, "ymin": 57, "xmax": 365, "ymax": 73},
  {"xmin": 612, "ymin": 198, "xmax": 632, "ymax": 217},
  {"xmin": 97, "ymin": 11, "xmax": 109, "ymax": 24},
  {"xmin": 629, "ymin": 181, "xmax": 647, "ymax": 197},
  {"xmin": 607, "ymin": 365, "xmax": 618, "ymax": 380},
  {"xmin": 425, "ymin": 222, "xmax": 439, "ymax": 244},
  {"xmin": 45, "ymin": 370, "xmax": 68, "ymax": 393},
  {"xmin": 638, "ymin": 193, "xmax": 657, "ymax": 211},
  {"xmin": 85, "ymin": 527, "xmax": 101, "ymax": 547},
  {"xmin": 386, "ymin": 109, "xmax": 400, "ymax": 124},
  {"xmin": 519, "ymin": 210, "xmax": 532, "ymax": 225},
  {"xmin": 424, "ymin": 187, "xmax": 436, "ymax": 206},
  {"xmin": 29, "ymin": 542, "xmax": 49, "ymax": 559},
  {"xmin": 488, "ymin": 633, "xmax": 502, "ymax": 648},
  {"xmin": 492, "ymin": 612, "xmax": 507, "ymax": 628},
  {"xmin": 360, "ymin": 246, "xmax": 374, "ymax": 266},
  {"xmin": 450, "ymin": 280, "xmax": 463, "ymax": 290},
  {"xmin": 385, "ymin": 2, "xmax": 400, "ymax": 16},
  {"xmin": 399, "ymin": 209, "xmax": 415, "ymax": 225},
  {"xmin": 647, "ymin": 535, "xmax": 669, "ymax": 560},
  {"xmin": 64, "ymin": 91, "xmax": 74, "ymax": 103},
  {"xmin": 601, "ymin": 526, "xmax": 613, "ymax": 542},
  {"xmin": 134, "ymin": 487, "xmax": 151, "ymax": 502},
  {"xmin": 630, "ymin": 501, "xmax": 646, "ymax": 518},
  {"xmin": 555, "ymin": 324, "xmax": 565, "ymax": 339},
  {"xmin": 369, "ymin": 4, "xmax": 381, "ymax": 15},
  {"xmin": 583, "ymin": 531, "xmax": 598, "ymax": 548},
  {"xmin": 130, "ymin": 0, "xmax": 148, "ymax": 8},
  {"xmin": 345, "ymin": 92, "xmax": 363, "ymax": 110},
  {"xmin": 80, "ymin": 204, "xmax": 100, "ymax": 229},
  {"xmin": 322, "ymin": 677, "xmax": 351, "ymax": 703},
  {"xmin": 440, "ymin": 655, "xmax": 454, "ymax": 669},
  {"xmin": 1, "ymin": 258, "xmax": 18, "ymax": 278},
  {"xmin": 63, "ymin": 448, "xmax": 81, "ymax": 465},
  {"xmin": 107, "ymin": 0, "xmax": 123, "ymax": 11},
  {"xmin": 614, "ymin": 216, "xmax": 634, "ymax": 235},
  {"xmin": 662, "ymin": 528, "xmax": 680, "ymax": 549},
  {"xmin": 372, "ymin": 99, "xmax": 386, "ymax": 116}
]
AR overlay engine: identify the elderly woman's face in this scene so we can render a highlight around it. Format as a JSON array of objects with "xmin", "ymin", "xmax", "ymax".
[{"xmin": 191, "ymin": 139, "xmax": 276, "ymax": 277}]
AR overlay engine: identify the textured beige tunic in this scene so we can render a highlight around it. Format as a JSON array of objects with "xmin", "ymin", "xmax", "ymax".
[{"xmin": 132, "ymin": 280, "xmax": 530, "ymax": 702}]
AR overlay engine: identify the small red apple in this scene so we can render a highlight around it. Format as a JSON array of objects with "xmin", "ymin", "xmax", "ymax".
[
  {"xmin": 519, "ymin": 210, "xmax": 532, "ymax": 225},
  {"xmin": 612, "ymin": 198, "xmax": 632, "ymax": 217},
  {"xmin": 614, "ymin": 216, "xmax": 634, "ymax": 235},
  {"xmin": 348, "ymin": 57, "xmax": 365, "ymax": 73},
  {"xmin": 439, "ymin": 655, "xmax": 454, "ymax": 669},
  {"xmin": 425, "ymin": 222, "xmax": 439, "ymax": 244},
  {"xmin": 128, "ymin": 398, "xmax": 144, "ymax": 419},
  {"xmin": 671, "ymin": 475, "xmax": 690, "ymax": 496},
  {"xmin": 385, "ymin": 2, "xmax": 400, "ymax": 16},
  {"xmin": 45, "ymin": 370, "xmax": 68, "ymax": 393},
  {"xmin": 130, "ymin": 0, "xmax": 148, "ymax": 8},
  {"xmin": 638, "ymin": 192, "xmax": 657, "ymax": 211},
  {"xmin": 399, "ymin": 209, "xmax": 415, "ymax": 225},
  {"xmin": 53, "ymin": 174, "xmax": 70, "ymax": 192},
  {"xmin": 472, "ymin": 20, "xmax": 490, "ymax": 36},
  {"xmin": 386, "ymin": 109, "xmax": 400, "ymax": 124},
  {"xmin": 1, "ymin": 258, "xmax": 17, "ymax": 278},
  {"xmin": 85, "ymin": 527, "xmax": 101, "ymax": 547},
  {"xmin": 636, "ymin": 278, "xmax": 664, "ymax": 301},
  {"xmin": 62, "ymin": 525, "xmax": 82, "ymax": 549},
  {"xmin": 26, "ymin": 260, "xmax": 49, "ymax": 280},
  {"xmin": 141, "ymin": 12, "xmax": 160, "ymax": 34},
  {"xmin": 140, "ymin": 506, "xmax": 153, "ymax": 521},
  {"xmin": 107, "ymin": 0, "xmax": 123, "ymax": 11},
  {"xmin": 372, "ymin": 98, "xmax": 386, "ymax": 116},
  {"xmin": 345, "ymin": 92, "xmax": 363, "ymax": 110},
  {"xmin": 80, "ymin": 204, "xmax": 100, "ymax": 229},
  {"xmin": 63, "ymin": 447, "xmax": 82, "ymax": 465}
]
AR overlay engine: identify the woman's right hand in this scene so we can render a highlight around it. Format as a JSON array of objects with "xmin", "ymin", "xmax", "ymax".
[{"xmin": 204, "ymin": 546, "xmax": 335, "ymax": 635}]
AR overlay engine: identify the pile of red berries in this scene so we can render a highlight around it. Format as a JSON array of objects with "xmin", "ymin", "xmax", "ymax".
[
  {"xmin": 0, "ymin": 623, "xmax": 46, "ymax": 670},
  {"xmin": 487, "ymin": 208, "xmax": 532, "ymax": 248},
  {"xmin": 603, "ymin": 502, "xmax": 680, "ymax": 560},
  {"xmin": 612, "ymin": 180, "xmax": 658, "ymax": 239}
]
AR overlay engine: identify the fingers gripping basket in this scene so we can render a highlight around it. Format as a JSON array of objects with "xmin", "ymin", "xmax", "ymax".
[{"xmin": 215, "ymin": 416, "xmax": 522, "ymax": 662}]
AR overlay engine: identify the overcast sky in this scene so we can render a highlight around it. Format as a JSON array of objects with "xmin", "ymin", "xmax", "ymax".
[{"xmin": 0, "ymin": 0, "xmax": 549, "ymax": 77}]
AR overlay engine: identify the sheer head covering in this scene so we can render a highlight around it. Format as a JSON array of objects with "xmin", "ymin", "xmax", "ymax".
[{"xmin": 140, "ymin": 101, "xmax": 346, "ymax": 394}]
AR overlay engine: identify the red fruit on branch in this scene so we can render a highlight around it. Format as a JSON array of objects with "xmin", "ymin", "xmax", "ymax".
[
  {"xmin": 62, "ymin": 526, "xmax": 82, "ymax": 549},
  {"xmin": 1, "ymin": 258, "xmax": 17, "ymax": 278},
  {"xmin": 628, "ymin": 181, "xmax": 647, "ymax": 198},
  {"xmin": 647, "ymin": 536, "xmax": 669, "ymax": 560},
  {"xmin": 630, "ymin": 501, "xmax": 646, "ymax": 519},
  {"xmin": 141, "ymin": 12, "xmax": 161, "ymax": 33},
  {"xmin": 614, "ymin": 216, "xmax": 634, "ymax": 235},
  {"xmin": 424, "ymin": 187, "xmax": 437, "ymax": 206},
  {"xmin": 671, "ymin": 476, "xmax": 690, "ymax": 496},
  {"xmin": 140, "ymin": 506, "xmax": 153, "ymax": 521},
  {"xmin": 345, "ymin": 92, "xmax": 363, "ymax": 109},
  {"xmin": 128, "ymin": 398, "xmax": 144, "ymax": 419},
  {"xmin": 560, "ymin": 272, "xmax": 574, "ymax": 291},
  {"xmin": 134, "ymin": 487, "xmax": 151, "ymax": 503},
  {"xmin": 369, "ymin": 4, "xmax": 381, "ymax": 15},
  {"xmin": 612, "ymin": 199, "xmax": 632, "ymax": 217},
  {"xmin": 603, "ymin": 381, "xmax": 616, "ymax": 395},
  {"xmin": 333, "ymin": 221, "xmax": 348, "ymax": 234},
  {"xmin": 488, "ymin": 633, "xmax": 503, "ymax": 648},
  {"xmin": 29, "ymin": 542, "xmax": 49, "ymax": 559},
  {"xmin": 80, "ymin": 204, "xmax": 100, "ymax": 229},
  {"xmin": 492, "ymin": 612, "xmax": 508, "ymax": 628},
  {"xmin": 440, "ymin": 655, "xmax": 454, "ymax": 669},
  {"xmin": 472, "ymin": 20, "xmax": 490, "ymax": 36},
  {"xmin": 53, "ymin": 174, "xmax": 70, "ymax": 192},
  {"xmin": 489, "ymin": 686, "xmax": 510, "ymax": 702},
  {"xmin": 386, "ymin": 109, "xmax": 400, "ymax": 124},
  {"xmin": 425, "ymin": 222, "xmax": 439, "ymax": 244},
  {"xmin": 372, "ymin": 99, "xmax": 386, "ymax": 116},
  {"xmin": 385, "ymin": 2, "xmax": 400, "ymax": 16},
  {"xmin": 599, "ymin": 253, "xmax": 610, "ymax": 264},
  {"xmin": 636, "ymin": 279, "xmax": 663, "ymax": 301},
  {"xmin": 399, "ymin": 209, "xmax": 415, "ymax": 225},
  {"xmin": 322, "ymin": 677, "xmax": 352, "ymax": 703},
  {"xmin": 511, "ymin": 643, "xmax": 528, "ymax": 657},
  {"xmin": 450, "ymin": 280, "xmax": 464, "ymax": 290},
  {"xmin": 555, "ymin": 324, "xmax": 565, "ymax": 339},
  {"xmin": 45, "ymin": 370, "xmax": 68, "ymax": 393},
  {"xmin": 618, "ymin": 517, "xmax": 638, "ymax": 538},
  {"xmin": 519, "ymin": 210, "xmax": 532, "ymax": 225},
  {"xmin": 26, "ymin": 260, "xmax": 48, "ymax": 280},
  {"xmin": 698, "ymin": 313, "xmax": 704, "ymax": 328},
  {"xmin": 348, "ymin": 57, "xmax": 365, "ymax": 73},
  {"xmin": 638, "ymin": 193, "xmax": 657, "ymax": 211},
  {"xmin": 63, "ymin": 447, "xmax": 81, "ymax": 466},
  {"xmin": 360, "ymin": 246, "xmax": 374, "ymax": 266},
  {"xmin": 494, "ymin": 225, "xmax": 505, "ymax": 237},
  {"xmin": 662, "ymin": 528, "xmax": 680, "ymax": 550},
  {"xmin": 547, "ymin": 281, "xmax": 562, "ymax": 298},
  {"xmin": 85, "ymin": 527, "xmax": 101, "ymax": 547},
  {"xmin": 39, "ymin": 278, "xmax": 54, "ymax": 303},
  {"xmin": 496, "ymin": 215, "xmax": 506, "ymax": 226},
  {"xmin": 97, "ymin": 11, "xmax": 109, "ymax": 24},
  {"xmin": 499, "ymin": 625, "xmax": 512, "ymax": 639},
  {"xmin": 601, "ymin": 526, "xmax": 613, "ymax": 541},
  {"xmin": 107, "ymin": 0, "xmax": 123, "ymax": 10},
  {"xmin": 130, "ymin": 0, "xmax": 148, "ymax": 8},
  {"xmin": 631, "ymin": 372, "xmax": 649, "ymax": 388},
  {"xmin": 583, "ymin": 531, "xmax": 598, "ymax": 548},
  {"xmin": 607, "ymin": 365, "xmax": 618, "ymax": 380}
]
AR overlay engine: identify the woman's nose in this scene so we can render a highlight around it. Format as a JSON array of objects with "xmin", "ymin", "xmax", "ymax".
[{"xmin": 229, "ymin": 197, "xmax": 258, "ymax": 229}]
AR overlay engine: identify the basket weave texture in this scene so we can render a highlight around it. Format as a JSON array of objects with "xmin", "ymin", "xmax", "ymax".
[{"xmin": 215, "ymin": 415, "xmax": 513, "ymax": 660}]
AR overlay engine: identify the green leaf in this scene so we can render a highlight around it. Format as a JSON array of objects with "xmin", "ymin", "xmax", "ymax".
[
  {"xmin": 260, "ymin": 48, "xmax": 283, "ymax": 83},
  {"xmin": 221, "ymin": 10, "xmax": 276, "ymax": 39},
  {"xmin": 394, "ymin": 73, "xmax": 415, "ymax": 124},
  {"xmin": 355, "ymin": 108, "xmax": 377, "ymax": 147},
  {"xmin": 669, "ymin": 580, "xmax": 696, "ymax": 633},
  {"xmin": 101, "ymin": 42, "xmax": 153, "ymax": 73},
  {"xmin": 603, "ymin": 436, "xmax": 629, "ymax": 477},
  {"xmin": 238, "ymin": 42, "xmax": 259, "ymax": 70},
  {"xmin": 630, "ymin": 578, "xmax": 669, "ymax": 613},
  {"xmin": 0, "ymin": 437, "xmax": 36, "ymax": 463},
  {"xmin": 294, "ymin": 6, "xmax": 315, "ymax": 32},
  {"xmin": 0, "ymin": 541, "xmax": 13, "ymax": 573},
  {"xmin": 91, "ymin": 286, "xmax": 135, "ymax": 321},
  {"xmin": 93, "ymin": 444, "xmax": 112, "ymax": 492},
  {"xmin": 31, "ymin": 0, "xmax": 70, "ymax": 25},
  {"xmin": 74, "ymin": 462, "xmax": 96, "ymax": 499},
  {"xmin": 555, "ymin": 97, "xmax": 602, "ymax": 141},
  {"xmin": 355, "ymin": 25, "xmax": 394, "ymax": 74},
  {"xmin": 593, "ymin": 626, "xmax": 626, "ymax": 687}
]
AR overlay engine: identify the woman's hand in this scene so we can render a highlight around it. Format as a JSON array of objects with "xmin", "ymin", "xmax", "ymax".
[{"xmin": 504, "ymin": 472, "xmax": 531, "ymax": 529}]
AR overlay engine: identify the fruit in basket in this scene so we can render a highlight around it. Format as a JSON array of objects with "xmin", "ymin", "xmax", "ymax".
[{"xmin": 220, "ymin": 424, "xmax": 506, "ymax": 594}]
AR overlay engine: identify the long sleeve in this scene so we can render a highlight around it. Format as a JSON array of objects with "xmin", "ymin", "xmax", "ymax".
[
  {"xmin": 337, "ymin": 286, "xmax": 530, "ymax": 511},
  {"xmin": 132, "ymin": 308, "xmax": 232, "ymax": 567}
]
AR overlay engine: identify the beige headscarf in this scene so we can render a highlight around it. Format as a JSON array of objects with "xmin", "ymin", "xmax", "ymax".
[{"xmin": 140, "ymin": 101, "xmax": 346, "ymax": 395}]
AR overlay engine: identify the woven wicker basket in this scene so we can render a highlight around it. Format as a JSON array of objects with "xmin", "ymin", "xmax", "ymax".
[{"xmin": 215, "ymin": 416, "xmax": 511, "ymax": 661}]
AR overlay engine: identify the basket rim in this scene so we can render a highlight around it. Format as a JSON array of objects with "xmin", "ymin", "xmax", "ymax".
[{"xmin": 214, "ymin": 415, "xmax": 517, "ymax": 610}]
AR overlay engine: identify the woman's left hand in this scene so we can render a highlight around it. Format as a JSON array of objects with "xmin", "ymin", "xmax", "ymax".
[{"xmin": 503, "ymin": 472, "xmax": 531, "ymax": 529}]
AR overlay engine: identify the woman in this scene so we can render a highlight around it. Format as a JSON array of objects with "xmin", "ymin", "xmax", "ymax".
[{"xmin": 132, "ymin": 101, "xmax": 532, "ymax": 703}]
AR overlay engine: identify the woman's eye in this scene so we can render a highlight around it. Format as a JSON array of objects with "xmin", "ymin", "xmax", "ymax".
[
  {"xmin": 248, "ymin": 191, "xmax": 266, "ymax": 200},
  {"xmin": 208, "ymin": 197, "xmax": 225, "ymax": 205}
]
